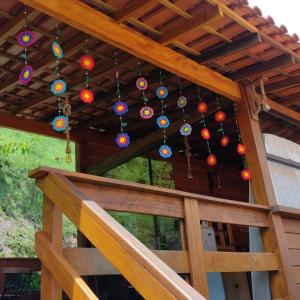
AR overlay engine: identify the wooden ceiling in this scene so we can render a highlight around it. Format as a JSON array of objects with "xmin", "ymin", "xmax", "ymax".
[{"xmin": 0, "ymin": 0, "xmax": 299, "ymax": 162}]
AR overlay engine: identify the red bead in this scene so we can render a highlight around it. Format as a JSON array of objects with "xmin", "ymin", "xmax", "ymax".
[
  {"xmin": 241, "ymin": 169, "xmax": 251, "ymax": 181},
  {"xmin": 237, "ymin": 143, "xmax": 246, "ymax": 155},
  {"xmin": 207, "ymin": 154, "xmax": 217, "ymax": 166},
  {"xmin": 197, "ymin": 102, "xmax": 208, "ymax": 114},
  {"xmin": 201, "ymin": 128, "xmax": 211, "ymax": 140},
  {"xmin": 80, "ymin": 54, "xmax": 94, "ymax": 71},
  {"xmin": 214, "ymin": 110, "xmax": 226, "ymax": 122},
  {"xmin": 80, "ymin": 89, "xmax": 94, "ymax": 103},
  {"xmin": 220, "ymin": 135, "xmax": 230, "ymax": 147}
]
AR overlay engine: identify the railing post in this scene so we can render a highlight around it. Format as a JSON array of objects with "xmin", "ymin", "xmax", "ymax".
[
  {"xmin": 237, "ymin": 83, "xmax": 294, "ymax": 299},
  {"xmin": 183, "ymin": 197, "xmax": 209, "ymax": 298},
  {"xmin": 40, "ymin": 195, "xmax": 62, "ymax": 300}
]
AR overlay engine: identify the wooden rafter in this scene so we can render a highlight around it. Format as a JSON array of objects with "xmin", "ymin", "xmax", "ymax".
[
  {"xmin": 265, "ymin": 74, "xmax": 300, "ymax": 93},
  {"xmin": 21, "ymin": 0, "xmax": 242, "ymax": 102}
]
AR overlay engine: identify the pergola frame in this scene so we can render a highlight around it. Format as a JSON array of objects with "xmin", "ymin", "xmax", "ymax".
[{"xmin": 4, "ymin": 0, "xmax": 297, "ymax": 299}]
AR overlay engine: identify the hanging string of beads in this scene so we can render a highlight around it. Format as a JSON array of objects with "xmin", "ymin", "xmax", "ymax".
[
  {"xmin": 113, "ymin": 49, "xmax": 130, "ymax": 148},
  {"xmin": 177, "ymin": 77, "xmax": 193, "ymax": 178},
  {"xmin": 136, "ymin": 59, "xmax": 153, "ymax": 119},
  {"xmin": 233, "ymin": 103, "xmax": 251, "ymax": 181},
  {"xmin": 197, "ymin": 87, "xmax": 217, "ymax": 167},
  {"xmin": 80, "ymin": 35, "xmax": 95, "ymax": 104},
  {"xmin": 63, "ymin": 93, "xmax": 72, "ymax": 163},
  {"xmin": 18, "ymin": 5, "xmax": 35, "ymax": 85},
  {"xmin": 51, "ymin": 24, "xmax": 68, "ymax": 132},
  {"xmin": 215, "ymin": 94, "xmax": 230, "ymax": 147},
  {"xmin": 156, "ymin": 70, "xmax": 172, "ymax": 159}
]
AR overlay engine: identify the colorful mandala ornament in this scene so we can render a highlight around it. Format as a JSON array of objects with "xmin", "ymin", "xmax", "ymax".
[
  {"xmin": 115, "ymin": 133, "xmax": 130, "ymax": 148},
  {"xmin": 113, "ymin": 101, "xmax": 128, "ymax": 116},
  {"xmin": 237, "ymin": 143, "xmax": 246, "ymax": 155},
  {"xmin": 140, "ymin": 106, "xmax": 154, "ymax": 119},
  {"xmin": 207, "ymin": 154, "xmax": 217, "ymax": 166},
  {"xmin": 80, "ymin": 88, "xmax": 94, "ymax": 103},
  {"xmin": 180, "ymin": 123, "xmax": 192, "ymax": 136},
  {"xmin": 80, "ymin": 54, "xmax": 94, "ymax": 71},
  {"xmin": 136, "ymin": 77, "xmax": 148, "ymax": 91},
  {"xmin": 50, "ymin": 79, "xmax": 67, "ymax": 95},
  {"xmin": 156, "ymin": 86, "xmax": 168, "ymax": 99},
  {"xmin": 214, "ymin": 110, "xmax": 227, "ymax": 122},
  {"xmin": 18, "ymin": 30, "xmax": 35, "ymax": 47},
  {"xmin": 220, "ymin": 135, "xmax": 230, "ymax": 147},
  {"xmin": 197, "ymin": 102, "xmax": 208, "ymax": 114},
  {"xmin": 159, "ymin": 145, "xmax": 172, "ymax": 159},
  {"xmin": 19, "ymin": 65, "xmax": 33, "ymax": 85},
  {"xmin": 52, "ymin": 41, "xmax": 64, "ymax": 59},
  {"xmin": 157, "ymin": 116, "xmax": 170, "ymax": 128},
  {"xmin": 52, "ymin": 115, "xmax": 68, "ymax": 132},
  {"xmin": 241, "ymin": 169, "xmax": 251, "ymax": 181},
  {"xmin": 177, "ymin": 96, "xmax": 187, "ymax": 108},
  {"xmin": 201, "ymin": 128, "xmax": 211, "ymax": 140}
]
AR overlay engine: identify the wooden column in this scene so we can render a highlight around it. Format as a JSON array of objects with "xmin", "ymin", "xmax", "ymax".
[
  {"xmin": 237, "ymin": 84, "xmax": 295, "ymax": 300},
  {"xmin": 41, "ymin": 196, "xmax": 62, "ymax": 300},
  {"xmin": 183, "ymin": 198, "xmax": 209, "ymax": 298}
]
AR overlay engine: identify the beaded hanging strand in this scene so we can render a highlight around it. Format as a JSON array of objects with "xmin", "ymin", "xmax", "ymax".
[
  {"xmin": 177, "ymin": 77, "xmax": 193, "ymax": 178},
  {"xmin": 80, "ymin": 34, "xmax": 95, "ymax": 104},
  {"xmin": 113, "ymin": 49, "xmax": 130, "ymax": 148},
  {"xmin": 156, "ymin": 70, "xmax": 172, "ymax": 159},
  {"xmin": 51, "ymin": 24, "xmax": 68, "ymax": 132},
  {"xmin": 197, "ymin": 87, "xmax": 217, "ymax": 166},
  {"xmin": 18, "ymin": 5, "xmax": 35, "ymax": 85},
  {"xmin": 233, "ymin": 103, "xmax": 251, "ymax": 180},
  {"xmin": 136, "ymin": 59, "xmax": 153, "ymax": 119},
  {"xmin": 215, "ymin": 94, "xmax": 230, "ymax": 147}
]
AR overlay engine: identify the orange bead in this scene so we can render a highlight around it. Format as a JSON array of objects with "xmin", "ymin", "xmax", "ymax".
[
  {"xmin": 241, "ymin": 169, "xmax": 251, "ymax": 181},
  {"xmin": 201, "ymin": 128, "xmax": 211, "ymax": 140},
  {"xmin": 207, "ymin": 154, "xmax": 217, "ymax": 166},
  {"xmin": 80, "ymin": 88, "xmax": 94, "ymax": 103},
  {"xmin": 237, "ymin": 143, "xmax": 246, "ymax": 155},
  {"xmin": 214, "ymin": 110, "xmax": 226, "ymax": 122},
  {"xmin": 197, "ymin": 102, "xmax": 208, "ymax": 114},
  {"xmin": 220, "ymin": 135, "xmax": 230, "ymax": 147}
]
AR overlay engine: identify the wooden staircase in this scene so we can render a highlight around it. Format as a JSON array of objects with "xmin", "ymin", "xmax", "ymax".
[{"xmin": 30, "ymin": 167, "xmax": 286, "ymax": 299}]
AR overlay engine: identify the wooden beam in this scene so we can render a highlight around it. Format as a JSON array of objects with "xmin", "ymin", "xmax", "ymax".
[
  {"xmin": 265, "ymin": 74, "xmax": 300, "ymax": 93},
  {"xmin": 195, "ymin": 33, "xmax": 261, "ymax": 63},
  {"xmin": 159, "ymin": 0, "xmax": 193, "ymax": 20},
  {"xmin": 22, "ymin": 0, "xmax": 241, "ymax": 102},
  {"xmin": 160, "ymin": 5, "xmax": 223, "ymax": 46},
  {"xmin": 268, "ymin": 100, "xmax": 300, "ymax": 126},
  {"xmin": 115, "ymin": 0, "xmax": 158, "ymax": 22},
  {"xmin": 36, "ymin": 232, "xmax": 98, "ymax": 300},
  {"xmin": 0, "ymin": 258, "xmax": 41, "ymax": 273},
  {"xmin": 204, "ymin": 252, "xmax": 279, "ymax": 273},
  {"xmin": 232, "ymin": 54, "xmax": 295, "ymax": 81},
  {"xmin": 282, "ymin": 95, "xmax": 300, "ymax": 107}
]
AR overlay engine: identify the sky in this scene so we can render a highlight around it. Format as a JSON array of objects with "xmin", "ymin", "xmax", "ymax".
[{"xmin": 248, "ymin": 1, "xmax": 300, "ymax": 36}]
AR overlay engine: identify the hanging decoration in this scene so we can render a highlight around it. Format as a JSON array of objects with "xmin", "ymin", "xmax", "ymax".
[
  {"xmin": 177, "ymin": 78, "xmax": 193, "ymax": 178},
  {"xmin": 214, "ymin": 94, "xmax": 230, "ymax": 148},
  {"xmin": 233, "ymin": 104, "xmax": 251, "ymax": 181},
  {"xmin": 113, "ymin": 50, "xmax": 129, "ymax": 148},
  {"xmin": 18, "ymin": 6, "xmax": 35, "ymax": 85},
  {"xmin": 136, "ymin": 59, "xmax": 153, "ymax": 120},
  {"xmin": 157, "ymin": 70, "xmax": 171, "ymax": 158},
  {"xmin": 63, "ymin": 94, "xmax": 72, "ymax": 162},
  {"xmin": 51, "ymin": 24, "xmax": 68, "ymax": 132},
  {"xmin": 80, "ymin": 36, "xmax": 94, "ymax": 104},
  {"xmin": 197, "ymin": 87, "xmax": 217, "ymax": 167}
]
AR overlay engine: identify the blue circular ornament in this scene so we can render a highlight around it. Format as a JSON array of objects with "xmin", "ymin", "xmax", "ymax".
[
  {"xmin": 156, "ymin": 86, "xmax": 168, "ymax": 99},
  {"xmin": 52, "ymin": 115, "xmax": 68, "ymax": 132},
  {"xmin": 115, "ymin": 133, "xmax": 130, "ymax": 148},
  {"xmin": 157, "ymin": 116, "xmax": 170, "ymax": 128},
  {"xmin": 50, "ymin": 79, "xmax": 67, "ymax": 95},
  {"xmin": 18, "ymin": 30, "xmax": 35, "ymax": 47},
  {"xmin": 19, "ymin": 65, "xmax": 33, "ymax": 85},
  {"xmin": 159, "ymin": 145, "xmax": 172, "ymax": 159},
  {"xmin": 180, "ymin": 123, "xmax": 192, "ymax": 136},
  {"xmin": 113, "ymin": 101, "xmax": 128, "ymax": 116},
  {"xmin": 52, "ymin": 41, "xmax": 64, "ymax": 59}
]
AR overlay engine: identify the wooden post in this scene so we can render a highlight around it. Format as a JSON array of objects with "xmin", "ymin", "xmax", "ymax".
[
  {"xmin": 41, "ymin": 196, "xmax": 62, "ymax": 300},
  {"xmin": 237, "ymin": 83, "xmax": 295, "ymax": 299},
  {"xmin": 183, "ymin": 198, "xmax": 209, "ymax": 298}
]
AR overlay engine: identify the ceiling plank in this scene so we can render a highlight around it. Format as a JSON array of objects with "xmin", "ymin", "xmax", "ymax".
[
  {"xmin": 160, "ymin": 5, "xmax": 223, "ymax": 46},
  {"xmin": 21, "ymin": 0, "xmax": 242, "ymax": 102},
  {"xmin": 265, "ymin": 74, "xmax": 300, "ymax": 93},
  {"xmin": 196, "ymin": 33, "xmax": 261, "ymax": 64},
  {"xmin": 115, "ymin": 0, "xmax": 158, "ymax": 23},
  {"xmin": 231, "ymin": 54, "xmax": 295, "ymax": 81}
]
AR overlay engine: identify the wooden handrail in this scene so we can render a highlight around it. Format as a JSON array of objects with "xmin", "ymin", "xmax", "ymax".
[{"xmin": 34, "ymin": 169, "xmax": 205, "ymax": 299}]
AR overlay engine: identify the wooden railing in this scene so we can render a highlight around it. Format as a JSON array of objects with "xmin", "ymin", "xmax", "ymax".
[{"xmin": 30, "ymin": 167, "xmax": 280, "ymax": 299}]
